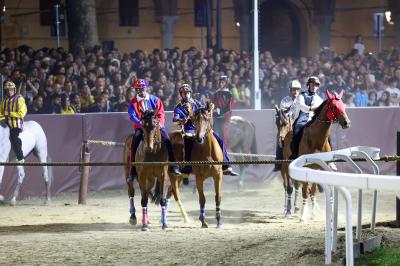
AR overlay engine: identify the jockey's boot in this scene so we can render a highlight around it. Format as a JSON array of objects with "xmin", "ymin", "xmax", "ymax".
[
  {"xmin": 168, "ymin": 165, "xmax": 182, "ymax": 176},
  {"xmin": 222, "ymin": 166, "xmax": 239, "ymax": 176},
  {"xmin": 127, "ymin": 167, "xmax": 137, "ymax": 182}
]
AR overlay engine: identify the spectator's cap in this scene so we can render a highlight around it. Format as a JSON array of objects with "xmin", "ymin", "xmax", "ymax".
[
  {"xmin": 290, "ymin": 80, "xmax": 302, "ymax": 89},
  {"xmin": 306, "ymin": 76, "xmax": 320, "ymax": 86},
  {"xmin": 179, "ymin": 83, "xmax": 192, "ymax": 94},
  {"xmin": 220, "ymin": 75, "xmax": 228, "ymax": 81},
  {"xmin": 133, "ymin": 79, "xmax": 149, "ymax": 90},
  {"xmin": 4, "ymin": 80, "xmax": 16, "ymax": 91}
]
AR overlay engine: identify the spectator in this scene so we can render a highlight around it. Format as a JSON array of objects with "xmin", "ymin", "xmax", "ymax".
[
  {"xmin": 353, "ymin": 35, "xmax": 365, "ymax": 56},
  {"xmin": 28, "ymin": 95, "xmax": 45, "ymax": 114},
  {"xmin": 60, "ymin": 94, "xmax": 75, "ymax": 114},
  {"xmin": 354, "ymin": 86, "xmax": 369, "ymax": 107},
  {"xmin": 377, "ymin": 91, "xmax": 391, "ymax": 106},
  {"xmin": 367, "ymin": 90, "xmax": 378, "ymax": 106}
]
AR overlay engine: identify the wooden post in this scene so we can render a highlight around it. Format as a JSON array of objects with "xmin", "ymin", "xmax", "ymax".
[
  {"xmin": 78, "ymin": 144, "xmax": 90, "ymax": 205},
  {"xmin": 397, "ymin": 132, "xmax": 400, "ymax": 226}
]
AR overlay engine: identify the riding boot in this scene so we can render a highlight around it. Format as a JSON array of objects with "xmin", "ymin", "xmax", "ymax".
[
  {"xmin": 128, "ymin": 130, "xmax": 143, "ymax": 182},
  {"xmin": 213, "ymin": 132, "xmax": 239, "ymax": 176},
  {"xmin": 289, "ymin": 127, "xmax": 303, "ymax": 160},
  {"xmin": 160, "ymin": 128, "xmax": 181, "ymax": 176},
  {"xmin": 182, "ymin": 136, "xmax": 194, "ymax": 175}
]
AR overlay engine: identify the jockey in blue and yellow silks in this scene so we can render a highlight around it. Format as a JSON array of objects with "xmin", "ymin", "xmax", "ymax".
[
  {"xmin": 127, "ymin": 79, "xmax": 181, "ymax": 181},
  {"xmin": 173, "ymin": 83, "xmax": 238, "ymax": 176},
  {"xmin": 0, "ymin": 81, "xmax": 27, "ymax": 163}
]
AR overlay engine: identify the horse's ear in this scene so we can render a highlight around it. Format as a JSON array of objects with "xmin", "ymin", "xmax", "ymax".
[
  {"xmin": 337, "ymin": 90, "xmax": 344, "ymax": 99},
  {"xmin": 205, "ymin": 101, "xmax": 210, "ymax": 111},
  {"xmin": 326, "ymin": 90, "xmax": 333, "ymax": 100},
  {"xmin": 274, "ymin": 104, "xmax": 280, "ymax": 113}
]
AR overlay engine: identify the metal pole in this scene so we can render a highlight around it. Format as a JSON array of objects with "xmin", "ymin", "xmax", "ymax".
[
  {"xmin": 55, "ymin": 4, "xmax": 60, "ymax": 48},
  {"xmin": 252, "ymin": 0, "xmax": 260, "ymax": 110},
  {"xmin": 78, "ymin": 144, "xmax": 90, "ymax": 205},
  {"xmin": 397, "ymin": 132, "xmax": 400, "ymax": 226},
  {"xmin": 206, "ymin": 0, "xmax": 212, "ymax": 49},
  {"xmin": 378, "ymin": 15, "xmax": 382, "ymax": 53},
  {"xmin": 216, "ymin": 0, "xmax": 222, "ymax": 51}
]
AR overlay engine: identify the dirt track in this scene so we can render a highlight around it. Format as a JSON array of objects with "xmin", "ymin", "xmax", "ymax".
[{"xmin": 0, "ymin": 176, "xmax": 399, "ymax": 266}]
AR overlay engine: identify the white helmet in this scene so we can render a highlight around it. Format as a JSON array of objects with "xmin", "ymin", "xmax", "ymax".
[{"xmin": 290, "ymin": 80, "xmax": 302, "ymax": 89}]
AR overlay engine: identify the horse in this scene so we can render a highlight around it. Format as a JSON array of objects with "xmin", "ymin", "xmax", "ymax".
[
  {"xmin": 226, "ymin": 116, "xmax": 257, "ymax": 189},
  {"xmin": 297, "ymin": 90, "xmax": 351, "ymax": 222},
  {"xmin": 0, "ymin": 120, "xmax": 51, "ymax": 205},
  {"xmin": 274, "ymin": 105, "xmax": 301, "ymax": 218},
  {"xmin": 122, "ymin": 109, "xmax": 188, "ymax": 230},
  {"xmin": 191, "ymin": 102, "xmax": 224, "ymax": 228}
]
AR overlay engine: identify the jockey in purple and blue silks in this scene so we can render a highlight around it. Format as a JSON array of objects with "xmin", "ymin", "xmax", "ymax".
[
  {"xmin": 127, "ymin": 79, "xmax": 181, "ymax": 181},
  {"xmin": 172, "ymin": 83, "xmax": 238, "ymax": 177}
]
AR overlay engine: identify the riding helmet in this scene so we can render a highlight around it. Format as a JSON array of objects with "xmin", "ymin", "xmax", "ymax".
[{"xmin": 133, "ymin": 79, "xmax": 149, "ymax": 89}]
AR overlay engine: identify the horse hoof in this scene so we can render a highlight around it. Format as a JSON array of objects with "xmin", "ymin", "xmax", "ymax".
[
  {"xmin": 216, "ymin": 224, "xmax": 222, "ymax": 229},
  {"xmin": 201, "ymin": 223, "xmax": 208, "ymax": 228},
  {"xmin": 285, "ymin": 212, "xmax": 292, "ymax": 219},
  {"xmin": 294, "ymin": 207, "xmax": 300, "ymax": 214},
  {"xmin": 129, "ymin": 217, "xmax": 137, "ymax": 225},
  {"xmin": 162, "ymin": 224, "xmax": 168, "ymax": 230},
  {"xmin": 142, "ymin": 225, "xmax": 149, "ymax": 231},
  {"xmin": 10, "ymin": 199, "xmax": 16, "ymax": 206},
  {"xmin": 44, "ymin": 199, "xmax": 51, "ymax": 205}
]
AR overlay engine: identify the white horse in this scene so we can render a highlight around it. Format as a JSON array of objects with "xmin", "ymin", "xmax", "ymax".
[{"xmin": 0, "ymin": 120, "xmax": 51, "ymax": 205}]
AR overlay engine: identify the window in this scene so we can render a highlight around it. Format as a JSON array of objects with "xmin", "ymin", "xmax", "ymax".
[
  {"xmin": 40, "ymin": 0, "xmax": 59, "ymax": 26},
  {"xmin": 119, "ymin": 0, "xmax": 139, "ymax": 26}
]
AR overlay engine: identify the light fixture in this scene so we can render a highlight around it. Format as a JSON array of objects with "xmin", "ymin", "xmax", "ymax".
[
  {"xmin": 385, "ymin": 11, "xmax": 394, "ymax": 25},
  {"xmin": 236, "ymin": 21, "xmax": 240, "ymax": 27}
]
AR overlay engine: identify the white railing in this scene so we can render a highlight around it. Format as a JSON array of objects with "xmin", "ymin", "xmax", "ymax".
[{"xmin": 289, "ymin": 146, "xmax": 400, "ymax": 266}]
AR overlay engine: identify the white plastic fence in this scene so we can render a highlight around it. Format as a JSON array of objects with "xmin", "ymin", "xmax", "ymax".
[{"xmin": 289, "ymin": 146, "xmax": 400, "ymax": 266}]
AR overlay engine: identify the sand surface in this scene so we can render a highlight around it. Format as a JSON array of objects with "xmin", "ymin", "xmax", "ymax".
[{"xmin": 0, "ymin": 177, "xmax": 399, "ymax": 265}]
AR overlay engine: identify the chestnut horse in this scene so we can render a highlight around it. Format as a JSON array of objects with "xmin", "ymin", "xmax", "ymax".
[
  {"xmin": 191, "ymin": 102, "xmax": 224, "ymax": 228},
  {"xmin": 274, "ymin": 105, "xmax": 300, "ymax": 218},
  {"xmin": 297, "ymin": 90, "xmax": 351, "ymax": 222},
  {"xmin": 122, "ymin": 110, "xmax": 188, "ymax": 231}
]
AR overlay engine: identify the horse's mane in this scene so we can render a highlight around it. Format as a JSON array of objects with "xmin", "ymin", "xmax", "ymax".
[
  {"xmin": 142, "ymin": 110, "xmax": 155, "ymax": 120},
  {"xmin": 194, "ymin": 107, "xmax": 208, "ymax": 116},
  {"xmin": 307, "ymin": 100, "xmax": 328, "ymax": 126}
]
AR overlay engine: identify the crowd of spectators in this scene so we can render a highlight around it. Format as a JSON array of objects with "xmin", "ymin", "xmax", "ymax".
[{"xmin": 0, "ymin": 42, "xmax": 399, "ymax": 115}]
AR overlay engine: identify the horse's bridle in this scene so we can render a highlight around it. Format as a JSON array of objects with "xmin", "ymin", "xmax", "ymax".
[{"xmin": 315, "ymin": 100, "xmax": 340, "ymax": 124}]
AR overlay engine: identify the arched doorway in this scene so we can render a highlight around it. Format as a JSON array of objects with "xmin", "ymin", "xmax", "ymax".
[{"xmin": 259, "ymin": 0, "xmax": 301, "ymax": 58}]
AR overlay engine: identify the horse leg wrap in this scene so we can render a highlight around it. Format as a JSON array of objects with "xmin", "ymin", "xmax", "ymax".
[
  {"xmin": 216, "ymin": 208, "xmax": 222, "ymax": 225},
  {"xmin": 142, "ymin": 207, "xmax": 148, "ymax": 225},
  {"xmin": 199, "ymin": 207, "xmax": 206, "ymax": 220},
  {"xmin": 161, "ymin": 206, "xmax": 167, "ymax": 225},
  {"xmin": 287, "ymin": 196, "xmax": 292, "ymax": 214},
  {"xmin": 129, "ymin": 197, "xmax": 136, "ymax": 215},
  {"xmin": 294, "ymin": 189, "xmax": 300, "ymax": 212}
]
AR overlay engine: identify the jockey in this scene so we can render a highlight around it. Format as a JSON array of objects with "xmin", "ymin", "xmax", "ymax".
[
  {"xmin": 0, "ymin": 81, "xmax": 27, "ymax": 165},
  {"xmin": 127, "ymin": 79, "xmax": 181, "ymax": 180},
  {"xmin": 290, "ymin": 76, "xmax": 323, "ymax": 159},
  {"xmin": 210, "ymin": 75, "xmax": 234, "ymax": 145},
  {"xmin": 173, "ymin": 83, "xmax": 238, "ymax": 176},
  {"xmin": 274, "ymin": 79, "xmax": 301, "ymax": 171}
]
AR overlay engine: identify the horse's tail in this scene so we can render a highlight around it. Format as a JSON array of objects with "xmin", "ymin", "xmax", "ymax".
[{"xmin": 151, "ymin": 180, "xmax": 161, "ymax": 205}]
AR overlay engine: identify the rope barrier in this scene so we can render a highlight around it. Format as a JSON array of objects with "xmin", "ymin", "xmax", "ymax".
[
  {"xmin": 1, "ymin": 156, "xmax": 399, "ymax": 167},
  {"xmin": 85, "ymin": 139, "xmax": 276, "ymax": 158}
]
